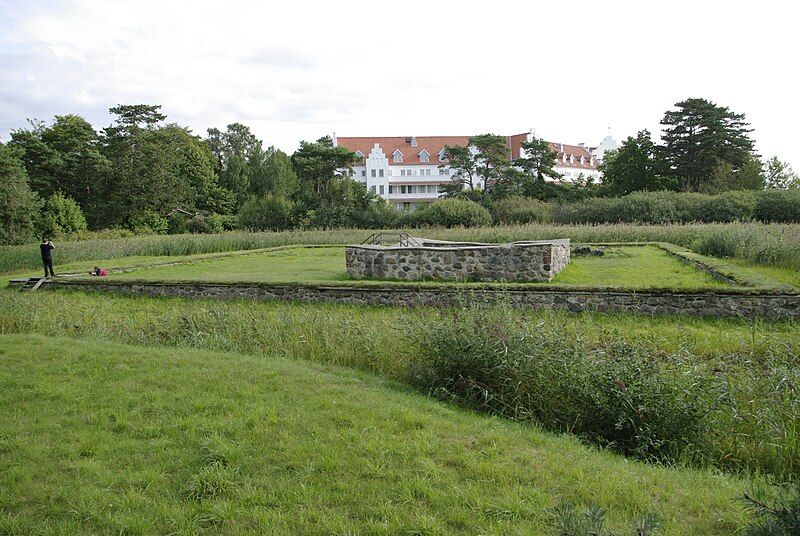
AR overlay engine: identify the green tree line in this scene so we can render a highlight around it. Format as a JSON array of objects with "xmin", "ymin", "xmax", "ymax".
[
  {"xmin": 2, "ymin": 98, "xmax": 798, "ymax": 244},
  {"xmin": 0, "ymin": 105, "xmax": 395, "ymax": 244}
]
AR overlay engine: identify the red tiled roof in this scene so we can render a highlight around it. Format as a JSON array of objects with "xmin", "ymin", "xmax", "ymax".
[
  {"xmin": 337, "ymin": 135, "xmax": 598, "ymax": 170},
  {"xmin": 550, "ymin": 142, "xmax": 598, "ymax": 170},
  {"xmin": 337, "ymin": 136, "xmax": 470, "ymax": 165}
]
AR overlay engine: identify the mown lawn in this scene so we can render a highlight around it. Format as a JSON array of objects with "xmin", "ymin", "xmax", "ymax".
[
  {"xmin": 551, "ymin": 246, "xmax": 728, "ymax": 288},
  {"xmin": 0, "ymin": 334, "xmax": 753, "ymax": 534},
  {"xmin": 96, "ymin": 245, "xmax": 736, "ymax": 290}
]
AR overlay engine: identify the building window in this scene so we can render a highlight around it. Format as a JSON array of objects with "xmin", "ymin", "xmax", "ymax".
[
  {"xmin": 354, "ymin": 150, "xmax": 364, "ymax": 160},
  {"xmin": 392, "ymin": 150, "xmax": 403, "ymax": 163},
  {"xmin": 379, "ymin": 169, "xmax": 384, "ymax": 178},
  {"xmin": 370, "ymin": 185, "xmax": 376, "ymax": 194},
  {"xmin": 389, "ymin": 185, "xmax": 394, "ymax": 194},
  {"xmin": 361, "ymin": 170, "xmax": 366, "ymax": 177},
  {"xmin": 419, "ymin": 150, "xmax": 430, "ymax": 163},
  {"xmin": 400, "ymin": 169, "xmax": 406, "ymax": 176},
  {"xmin": 400, "ymin": 185, "xmax": 407, "ymax": 194},
  {"xmin": 379, "ymin": 185, "xmax": 385, "ymax": 195},
  {"xmin": 438, "ymin": 149, "xmax": 447, "ymax": 162},
  {"xmin": 370, "ymin": 169, "xmax": 376, "ymax": 178}
]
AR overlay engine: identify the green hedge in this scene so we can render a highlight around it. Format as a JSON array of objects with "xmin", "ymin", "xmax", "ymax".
[
  {"xmin": 755, "ymin": 189, "xmax": 800, "ymax": 223},
  {"xmin": 554, "ymin": 190, "xmax": 798, "ymax": 224}
]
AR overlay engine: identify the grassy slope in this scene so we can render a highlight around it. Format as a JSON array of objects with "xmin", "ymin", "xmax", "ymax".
[
  {"xmin": 0, "ymin": 334, "xmax": 751, "ymax": 535},
  {"xmin": 96, "ymin": 245, "xmax": 731, "ymax": 290}
]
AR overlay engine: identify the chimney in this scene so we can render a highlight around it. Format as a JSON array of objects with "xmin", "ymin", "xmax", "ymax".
[
  {"xmin": 410, "ymin": 136, "xmax": 417, "ymax": 147},
  {"xmin": 559, "ymin": 143, "xmax": 564, "ymax": 151}
]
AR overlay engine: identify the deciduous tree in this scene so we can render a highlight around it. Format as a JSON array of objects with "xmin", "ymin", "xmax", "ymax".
[
  {"xmin": 0, "ymin": 144, "xmax": 39, "ymax": 244},
  {"xmin": 600, "ymin": 130, "xmax": 675, "ymax": 196}
]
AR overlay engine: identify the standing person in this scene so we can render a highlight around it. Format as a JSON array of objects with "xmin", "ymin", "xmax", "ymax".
[{"xmin": 40, "ymin": 237, "xmax": 56, "ymax": 278}]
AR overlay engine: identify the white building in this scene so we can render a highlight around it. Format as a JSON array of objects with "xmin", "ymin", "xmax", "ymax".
[{"xmin": 335, "ymin": 130, "xmax": 617, "ymax": 210}]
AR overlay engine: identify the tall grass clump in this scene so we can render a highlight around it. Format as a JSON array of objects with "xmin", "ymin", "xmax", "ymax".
[
  {"xmin": 409, "ymin": 305, "xmax": 800, "ymax": 479},
  {"xmin": 409, "ymin": 306, "xmax": 711, "ymax": 463}
]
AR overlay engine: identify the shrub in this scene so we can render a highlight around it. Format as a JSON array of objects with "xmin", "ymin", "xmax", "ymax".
[
  {"xmin": 755, "ymin": 190, "xmax": 800, "ymax": 223},
  {"xmin": 692, "ymin": 190, "xmax": 758, "ymax": 223},
  {"xmin": 670, "ymin": 192, "xmax": 710, "ymax": 222},
  {"xmin": 351, "ymin": 199, "xmax": 399, "ymax": 229},
  {"xmin": 168, "ymin": 212, "xmax": 189, "ymax": 235},
  {"xmin": 38, "ymin": 192, "xmax": 87, "ymax": 237},
  {"xmin": 187, "ymin": 213, "xmax": 224, "ymax": 234},
  {"xmin": 412, "ymin": 199, "xmax": 492, "ymax": 228},
  {"xmin": 238, "ymin": 194, "xmax": 294, "ymax": 231},
  {"xmin": 552, "ymin": 196, "xmax": 623, "ymax": 224},
  {"xmin": 129, "ymin": 210, "xmax": 168, "ymax": 235},
  {"xmin": 489, "ymin": 196, "xmax": 552, "ymax": 224},
  {"xmin": 617, "ymin": 191, "xmax": 679, "ymax": 223}
]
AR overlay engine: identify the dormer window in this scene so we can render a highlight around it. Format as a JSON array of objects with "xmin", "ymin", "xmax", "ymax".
[
  {"xmin": 438, "ymin": 149, "xmax": 447, "ymax": 162},
  {"xmin": 580, "ymin": 156, "xmax": 585, "ymax": 165},
  {"xmin": 392, "ymin": 150, "xmax": 404, "ymax": 163},
  {"xmin": 562, "ymin": 153, "xmax": 567, "ymax": 164},
  {"xmin": 418, "ymin": 149, "xmax": 430, "ymax": 163},
  {"xmin": 569, "ymin": 154, "xmax": 575, "ymax": 164},
  {"xmin": 354, "ymin": 150, "xmax": 364, "ymax": 160}
]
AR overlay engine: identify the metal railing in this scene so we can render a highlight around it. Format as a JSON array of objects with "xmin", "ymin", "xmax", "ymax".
[{"xmin": 360, "ymin": 232, "xmax": 420, "ymax": 247}]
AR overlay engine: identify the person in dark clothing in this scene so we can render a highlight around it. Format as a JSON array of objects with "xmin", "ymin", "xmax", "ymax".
[{"xmin": 40, "ymin": 237, "xmax": 56, "ymax": 277}]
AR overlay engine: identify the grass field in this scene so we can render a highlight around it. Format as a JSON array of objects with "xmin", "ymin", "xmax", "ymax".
[
  {"xmin": 2, "ymin": 228, "xmax": 799, "ymax": 530},
  {"xmin": 0, "ymin": 334, "xmax": 755, "ymax": 534},
  {"xmin": 76, "ymin": 245, "xmax": 734, "ymax": 290},
  {"xmin": 1, "ymin": 288, "xmax": 798, "ymax": 482},
  {"xmin": 2, "ymin": 222, "xmax": 800, "ymax": 273}
]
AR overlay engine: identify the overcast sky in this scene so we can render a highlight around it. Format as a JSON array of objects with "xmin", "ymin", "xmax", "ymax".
[{"xmin": 1, "ymin": 0, "xmax": 797, "ymax": 168}]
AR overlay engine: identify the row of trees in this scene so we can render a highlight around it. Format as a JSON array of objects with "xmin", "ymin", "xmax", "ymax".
[
  {"xmin": 600, "ymin": 98, "xmax": 797, "ymax": 196},
  {"xmin": 439, "ymin": 98, "xmax": 798, "ymax": 205},
  {"xmin": 0, "ymin": 105, "xmax": 396, "ymax": 244}
]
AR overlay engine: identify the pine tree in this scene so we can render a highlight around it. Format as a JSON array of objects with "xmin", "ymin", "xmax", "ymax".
[{"xmin": 660, "ymin": 98, "xmax": 755, "ymax": 192}]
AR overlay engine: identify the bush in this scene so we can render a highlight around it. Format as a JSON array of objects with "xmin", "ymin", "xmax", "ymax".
[
  {"xmin": 38, "ymin": 192, "xmax": 87, "ymax": 237},
  {"xmin": 187, "ymin": 213, "xmax": 224, "ymax": 234},
  {"xmin": 351, "ymin": 199, "xmax": 399, "ymax": 229},
  {"xmin": 129, "ymin": 210, "xmax": 168, "ymax": 235},
  {"xmin": 692, "ymin": 190, "xmax": 758, "ymax": 223},
  {"xmin": 168, "ymin": 213, "xmax": 189, "ymax": 235},
  {"xmin": 755, "ymin": 190, "xmax": 800, "ymax": 223},
  {"xmin": 617, "ymin": 191, "xmax": 679, "ymax": 224},
  {"xmin": 238, "ymin": 194, "xmax": 294, "ymax": 231},
  {"xmin": 489, "ymin": 196, "xmax": 552, "ymax": 224},
  {"xmin": 410, "ymin": 307, "xmax": 711, "ymax": 463},
  {"xmin": 412, "ymin": 199, "xmax": 492, "ymax": 228},
  {"xmin": 552, "ymin": 196, "xmax": 623, "ymax": 224}
]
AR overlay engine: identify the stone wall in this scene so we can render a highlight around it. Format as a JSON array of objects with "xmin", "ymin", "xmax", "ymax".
[
  {"xmin": 346, "ymin": 239, "xmax": 570, "ymax": 282},
  {"xmin": 21, "ymin": 279, "xmax": 800, "ymax": 320}
]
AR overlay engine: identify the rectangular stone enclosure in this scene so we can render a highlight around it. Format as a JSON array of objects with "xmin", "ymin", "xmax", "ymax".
[{"xmin": 345, "ymin": 238, "xmax": 570, "ymax": 282}]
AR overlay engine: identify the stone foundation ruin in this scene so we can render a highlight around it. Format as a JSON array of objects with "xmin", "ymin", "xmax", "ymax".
[{"xmin": 345, "ymin": 237, "xmax": 570, "ymax": 282}]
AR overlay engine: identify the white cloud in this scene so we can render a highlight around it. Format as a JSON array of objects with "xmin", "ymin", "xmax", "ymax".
[{"xmin": 0, "ymin": 0, "xmax": 797, "ymax": 168}]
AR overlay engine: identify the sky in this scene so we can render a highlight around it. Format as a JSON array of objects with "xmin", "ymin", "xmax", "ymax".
[{"xmin": 1, "ymin": 0, "xmax": 798, "ymax": 168}]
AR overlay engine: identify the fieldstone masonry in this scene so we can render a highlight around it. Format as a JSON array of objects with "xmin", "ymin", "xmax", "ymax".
[
  {"xmin": 14, "ymin": 279, "xmax": 800, "ymax": 320},
  {"xmin": 346, "ymin": 238, "xmax": 571, "ymax": 282}
]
